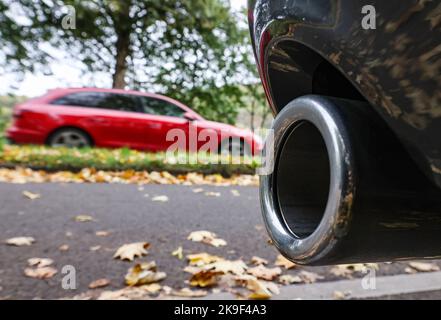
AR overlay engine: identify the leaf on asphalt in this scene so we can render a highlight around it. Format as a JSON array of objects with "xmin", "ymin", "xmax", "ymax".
[
  {"xmin": 74, "ymin": 215, "xmax": 94, "ymax": 222},
  {"xmin": 235, "ymin": 275, "xmax": 279, "ymax": 300},
  {"xmin": 96, "ymin": 231, "xmax": 110, "ymax": 237},
  {"xmin": 250, "ymin": 256, "xmax": 268, "ymax": 266},
  {"xmin": 28, "ymin": 258, "xmax": 54, "ymax": 268},
  {"xmin": 192, "ymin": 188, "xmax": 204, "ymax": 193},
  {"xmin": 231, "ymin": 190, "xmax": 240, "ymax": 197},
  {"xmin": 172, "ymin": 246, "xmax": 184, "ymax": 260},
  {"xmin": 333, "ymin": 291, "xmax": 350, "ymax": 300},
  {"xmin": 274, "ymin": 255, "xmax": 296, "ymax": 269},
  {"xmin": 330, "ymin": 263, "xmax": 379, "ymax": 278},
  {"xmin": 89, "ymin": 278, "xmax": 111, "ymax": 289},
  {"xmin": 247, "ymin": 265, "xmax": 282, "ymax": 281},
  {"xmin": 204, "ymin": 192, "xmax": 221, "ymax": 197},
  {"xmin": 187, "ymin": 253, "xmax": 224, "ymax": 267},
  {"xmin": 189, "ymin": 270, "xmax": 223, "ymax": 288},
  {"xmin": 90, "ymin": 245, "xmax": 101, "ymax": 251},
  {"xmin": 143, "ymin": 283, "xmax": 162, "ymax": 294},
  {"xmin": 206, "ymin": 260, "xmax": 248, "ymax": 275},
  {"xmin": 5, "ymin": 236, "xmax": 35, "ymax": 246},
  {"xmin": 24, "ymin": 267, "xmax": 57, "ymax": 279},
  {"xmin": 59, "ymin": 244, "xmax": 69, "ymax": 251},
  {"xmin": 151, "ymin": 195, "xmax": 169, "ymax": 202},
  {"xmin": 298, "ymin": 271, "xmax": 324, "ymax": 284},
  {"xmin": 406, "ymin": 262, "xmax": 440, "ymax": 273},
  {"xmin": 22, "ymin": 191, "xmax": 41, "ymax": 200},
  {"xmin": 170, "ymin": 288, "xmax": 208, "ymax": 298},
  {"xmin": 114, "ymin": 242, "xmax": 150, "ymax": 261},
  {"xmin": 125, "ymin": 262, "xmax": 166, "ymax": 286},
  {"xmin": 278, "ymin": 274, "xmax": 303, "ymax": 285},
  {"xmin": 187, "ymin": 230, "xmax": 227, "ymax": 247}
]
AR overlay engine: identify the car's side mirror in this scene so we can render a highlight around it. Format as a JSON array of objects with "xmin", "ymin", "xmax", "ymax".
[{"xmin": 184, "ymin": 112, "xmax": 198, "ymax": 122}]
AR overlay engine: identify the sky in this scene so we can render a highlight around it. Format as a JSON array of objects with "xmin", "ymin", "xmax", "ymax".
[{"xmin": 0, "ymin": 0, "xmax": 248, "ymax": 97}]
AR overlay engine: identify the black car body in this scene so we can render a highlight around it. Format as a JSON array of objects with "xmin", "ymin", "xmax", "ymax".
[{"xmin": 249, "ymin": 0, "xmax": 441, "ymax": 265}]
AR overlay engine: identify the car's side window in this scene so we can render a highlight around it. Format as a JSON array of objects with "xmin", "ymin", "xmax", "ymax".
[
  {"xmin": 51, "ymin": 92, "xmax": 140, "ymax": 113},
  {"xmin": 138, "ymin": 96, "xmax": 186, "ymax": 118}
]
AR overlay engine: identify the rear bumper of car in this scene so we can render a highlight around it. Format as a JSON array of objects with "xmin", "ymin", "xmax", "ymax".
[{"xmin": 6, "ymin": 126, "xmax": 46, "ymax": 145}]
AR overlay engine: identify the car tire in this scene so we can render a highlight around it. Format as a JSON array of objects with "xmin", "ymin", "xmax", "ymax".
[{"xmin": 48, "ymin": 128, "xmax": 92, "ymax": 148}]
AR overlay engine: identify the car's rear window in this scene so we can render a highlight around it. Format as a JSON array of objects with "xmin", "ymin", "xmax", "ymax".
[{"xmin": 50, "ymin": 92, "xmax": 140, "ymax": 113}]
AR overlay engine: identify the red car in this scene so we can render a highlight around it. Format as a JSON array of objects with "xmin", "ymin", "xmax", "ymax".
[{"xmin": 7, "ymin": 88, "xmax": 262, "ymax": 156}]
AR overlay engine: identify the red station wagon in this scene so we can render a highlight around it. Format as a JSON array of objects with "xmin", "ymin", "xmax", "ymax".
[{"xmin": 7, "ymin": 88, "xmax": 262, "ymax": 156}]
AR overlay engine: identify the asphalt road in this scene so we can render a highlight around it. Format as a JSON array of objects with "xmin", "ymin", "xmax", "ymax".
[
  {"xmin": 0, "ymin": 182, "xmax": 278, "ymax": 299},
  {"xmin": 1, "ymin": 182, "xmax": 440, "ymax": 300}
]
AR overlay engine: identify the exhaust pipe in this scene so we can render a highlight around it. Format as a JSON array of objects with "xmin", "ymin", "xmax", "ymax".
[{"xmin": 260, "ymin": 95, "xmax": 441, "ymax": 265}]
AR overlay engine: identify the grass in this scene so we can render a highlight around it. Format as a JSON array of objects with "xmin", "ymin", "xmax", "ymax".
[{"xmin": 0, "ymin": 144, "xmax": 260, "ymax": 176}]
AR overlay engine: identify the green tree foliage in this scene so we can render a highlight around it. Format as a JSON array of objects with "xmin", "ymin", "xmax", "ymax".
[{"xmin": 0, "ymin": 0, "xmax": 264, "ymax": 124}]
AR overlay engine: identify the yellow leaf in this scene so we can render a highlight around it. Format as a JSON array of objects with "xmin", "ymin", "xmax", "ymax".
[
  {"xmin": 24, "ymin": 267, "xmax": 57, "ymax": 279},
  {"xmin": 5, "ymin": 236, "xmax": 35, "ymax": 246},
  {"xmin": 114, "ymin": 242, "xmax": 150, "ymax": 261},
  {"xmin": 125, "ymin": 262, "xmax": 166, "ymax": 286},
  {"xmin": 172, "ymin": 246, "xmax": 184, "ymax": 260},
  {"xmin": 247, "ymin": 265, "xmax": 282, "ymax": 281},
  {"xmin": 74, "ymin": 215, "xmax": 94, "ymax": 222},
  {"xmin": 187, "ymin": 253, "xmax": 224, "ymax": 266},
  {"xmin": 23, "ymin": 191, "xmax": 41, "ymax": 200},
  {"xmin": 187, "ymin": 230, "xmax": 227, "ymax": 247},
  {"xmin": 274, "ymin": 255, "xmax": 296, "ymax": 270},
  {"xmin": 28, "ymin": 258, "xmax": 53, "ymax": 268},
  {"xmin": 89, "ymin": 278, "xmax": 110, "ymax": 289}
]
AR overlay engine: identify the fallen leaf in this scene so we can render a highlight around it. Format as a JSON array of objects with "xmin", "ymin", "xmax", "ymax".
[
  {"xmin": 28, "ymin": 258, "xmax": 53, "ymax": 268},
  {"xmin": 74, "ymin": 215, "xmax": 94, "ymax": 222},
  {"xmin": 172, "ymin": 246, "xmax": 184, "ymax": 260},
  {"xmin": 274, "ymin": 255, "xmax": 296, "ymax": 269},
  {"xmin": 298, "ymin": 271, "xmax": 324, "ymax": 284},
  {"xmin": 192, "ymin": 188, "xmax": 204, "ymax": 193},
  {"xmin": 206, "ymin": 260, "xmax": 248, "ymax": 275},
  {"xmin": 142, "ymin": 283, "xmax": 162, "ymax": 294},
  {"xmin": 278, "ymin": 274, "xmax": 303, "ymax": 285},
  {"xmin": 187, "ymin": 230, "xmax": 227, "ymax": 247},
  {"xmin": 407, "ymin": 262, "xmax": 440, "ymax": 273},
  {"xmin": 205, "ymin": 192, "xmax": 221, "ymax": 197},
  {"xmin": 333, "ymin": 291, "xmax": 350, "ymax": 300},
  {"xmin": 250, "ymin": 256, "xmax": 268, "ymax": 266},
  {"xmin": 5, "ymin": 237, "xmax": 35, "ymax": 246},
  {"xmin": 24, "ymin": 267, "xmax": 57, "ymax": 279},
  {"xmin": 90, "ymin": 245, "xmax": 101, "ymax": 251},
  {"xmin": 235, "ymin": 275, "xmax": 279, "ymax": 300},
  {"xmin": 231, "ymin": 190, "xmax": 240, "ymax": 197},
  {"xmin": 247, "ymin": 265, "xmax": 281, "ymax": 281},
  {"xmin": 96, "ymin": 231, "xmax": 110, "ymax": 237},
  {"xmin": 170, "ymin": 288, "xmax": 208, "ymax": 298},
  {"xmin": 59, "ymin": 244, "xmax": 69, "ymax": 251},
  {"xmin": 330, "ymin": 263, "xmax": 379, "ymax": 278},
  {"xmin": 190, "ymin": 270, "xmax": 223, "ymax": 288},
  {"xmin": 125, "ymin": 262, "xmax": 166, "ymax": 286},
  {"xmin": 89, "ymin": 278, "xmax": 110, "ymax": 289},
  {"xmin": 152, "ymin": 195, "xmax": 169, "ymax": 202},
  {"xmin": 23, "ymin": 191, "xmax": 41, "ymax": 200},
  {"xmin": 187, "ymin": 253, "xmax": 224, "ymax": 267},
  {"xmin": 114, "ymin": 242, "xmax": 150, "ymax": 261}
]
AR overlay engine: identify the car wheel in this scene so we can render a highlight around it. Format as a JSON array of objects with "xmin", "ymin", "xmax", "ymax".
[
  {"xmin": 48, "ymin": 128, "xmax": 92, "ymax": 148},
  {"xmin": 220, "ymin": 138, "xmax": 251, "ymax": 157}
]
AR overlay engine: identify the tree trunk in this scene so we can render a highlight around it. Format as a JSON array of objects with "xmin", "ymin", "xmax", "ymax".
[{"xmin": 112, "ymin": 34, "xmax": 130, "ymax": 89}]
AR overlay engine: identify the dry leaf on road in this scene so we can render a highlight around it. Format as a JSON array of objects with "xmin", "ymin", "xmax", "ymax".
[
  {"xmin": 274, "ymin": 255, "xmax": 296, "ymax": 270},
  {"xmin": 28, "ymin": 258, "xmax": 53, "ymax": 268},
  {"xmin": 22, "ymin": 191, "xmax": 41, "ymax": 200},
  {"xmin": 406, "ymin": 262, "xmax": 440, "ymax": 273},
  {"xmin": 206, "ymin": 260, "xmax": 248, "ymax": 275},
  {"xmin": 192, "ymin": 188, "xmax": 204, "ymax": 193},
  {"xmin": 172, "ymin": 246, "xmax": 184, "ymax": 260},
  {"xmin": 235, "ymin": 275, "xmax": 279, "ymax": 300},
  {"xmin": 152, "ymin": 195, "xmax": 169, "ymax": 202},
  {"xmin": 187, "ymin": 230, "xmax": 227, "ymax": 247},
  {"xmin": 247, "ymin": 265, "xmax": 282, "ymax": 281},
  {"xmin": 125, "ymin": 262, "xmax": 166, "ymax": 286},
  {"xmin": 231, "ymin": 190, "xmax": 240, "ymax": 197},
  {"xmin": 250, "ymin": 256, "xmax": 268, "ymax": 266},
  {"xmin": 190, "ymin": 270, "xmax": 223, "ymax": 288},
  {"xmin": 96, "ymin": 231, "xmax": 110, "ymax": 237},
  {"xmin": 59, "ymin": 244, "xmax": 69, "ymax": 251},
  {"xmin": 74, "ymin": 215, "xmax": 94, "ymax": 222},
  {"xmin": 170, "ymin": 288, "xmax": 208, "ymax": 298},
  {"xmin": 205, "ymin": 192, "xmax": 221, "ymax": 197},
  {"xmin": 5, "ymin": 236, "xmax": 35, "ymax": 246},
  {"xmin": 187, "ymin": 253, "xmax": 224, "ymax": 267},
  {"xmin": 24, "ymin": 267, "xmax": 57, "ymax": 279},
  {"xmin": 114, "ymin": 242, "xmax": 150, "ymax": 261},
  {"xmin": 278, "ymin": 274, "xmax": 303, "ymax": 285},
  {"xmin": 330, "ymin": 263, "xmax": 379, "ymax": 278},
  {"xmin": 89, "ymin": 278, "xmax": 110, "ymax": 289}
]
